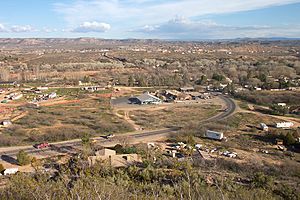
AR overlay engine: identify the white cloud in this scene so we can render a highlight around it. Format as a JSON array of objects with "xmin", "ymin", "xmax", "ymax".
[
  {"xmin": 0, "ymin": 24, "xmax": 8, "ymax": 32},
  {"xmin": 136, "ymin": 17, "xmax": 300, "ymax": 39},
  {"xmin": 11, "ymin": 25, "xmax": 34, "ymax": 33},
  {"xmin": 54, "ymin": 0, "xmax": 300, "ymax": 26},
  {"xmin": 42, "ymin": 27, "xmax": 58, "ymax": 33},
  {"xmin": 72, "ymin": 21, "xmax": 111, "ymax": 33}
]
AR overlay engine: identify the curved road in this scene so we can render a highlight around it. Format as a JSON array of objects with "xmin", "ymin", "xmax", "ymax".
[{"xmin": 0, "ymin": 95, "xmax": 236, "ymax": 159}]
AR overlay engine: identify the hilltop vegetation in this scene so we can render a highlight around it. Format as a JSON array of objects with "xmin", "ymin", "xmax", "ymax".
[{"xmin": 1, "ymin": 149, "xmax": 299, "ymax": 200}]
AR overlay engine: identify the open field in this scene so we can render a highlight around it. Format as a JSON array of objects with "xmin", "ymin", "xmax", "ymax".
[
  {"xmin": 128, "ymin": 104, "xmax": 221, "ymax": 129},
  {"xmin": 0, "ymin": 89, "xmax": 133, "ymax": 147}
]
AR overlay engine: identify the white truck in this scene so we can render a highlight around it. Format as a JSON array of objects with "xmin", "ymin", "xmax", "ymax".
[
  {"xmin": 276, "ymin": 122, "xmax": 294, "ymax": 129},
  {"xmin": 260, "ymin": 123, "xmax": 269, "ymax": 131},
  {"xmin": 205, "ymin": 130, "xmax": 224, "ymax": 140}
]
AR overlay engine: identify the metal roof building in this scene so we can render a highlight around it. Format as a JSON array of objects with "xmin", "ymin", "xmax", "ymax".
[{"xmin": 131, "ymin": 92, "xmax": 162, "ymax": 105}]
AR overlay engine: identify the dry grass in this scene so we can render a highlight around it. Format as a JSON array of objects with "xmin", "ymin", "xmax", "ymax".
[
  {"xmin": 0, "ymin": 97, "xmax": 133, "ymax": 146},
  {"xmin": 130, "ymin": 104, "xmax": 220, "ymax": 129}
]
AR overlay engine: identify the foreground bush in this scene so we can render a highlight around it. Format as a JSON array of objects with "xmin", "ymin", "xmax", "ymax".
[{"xmin": 0, "ymin": 155, "xmax": 298, "ymax": 200}]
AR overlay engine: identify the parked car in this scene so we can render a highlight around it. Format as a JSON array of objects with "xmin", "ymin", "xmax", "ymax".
[
  {"xmin": 34, "ymin": 142, "xmax": 50, "ymax": 149},
  {"xmin": 106, "ymin": 134, "xmax": 115, "ymax": 139},
  {"xmin": 222, "ymin": 151, "xmax": 237, "ymax": 158}
]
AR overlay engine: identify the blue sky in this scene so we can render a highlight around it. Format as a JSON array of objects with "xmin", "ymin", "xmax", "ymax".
[{"xmin": 0, "ymin": 0, "xmax": 300, "ymax": 39}]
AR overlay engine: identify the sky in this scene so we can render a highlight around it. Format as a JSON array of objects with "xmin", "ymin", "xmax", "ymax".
[{"xmin": 0, "ymin": 0, "xmax": 300, "ymax": 39}]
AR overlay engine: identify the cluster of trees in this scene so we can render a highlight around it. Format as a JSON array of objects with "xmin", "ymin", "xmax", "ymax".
[
  {"xmin": 234, "ymin": 91, "xmax": 300, "ymax": 107},
  {"xmin": 268, "ymin": 129, "xmax": 300, "ymax": 146},
  {"xmin": 2, "ymin": 47, "xmax": 300, "ymax": 89},
  {"xmin": 120, "ymin": 55, "xmax": 300, "ymax": 89}
]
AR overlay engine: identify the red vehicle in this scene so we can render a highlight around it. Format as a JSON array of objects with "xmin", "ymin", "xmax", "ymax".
[{"xmin": 34, "ymin": 142, "xmax": 50, "ymax": 149}]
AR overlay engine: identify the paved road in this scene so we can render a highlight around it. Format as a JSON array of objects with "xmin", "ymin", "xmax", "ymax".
[
  {"xmin": 201, "ymin": 95, "xmax": 236, "ymax": 122},
  {"xmin": 0, "ymin": 95, "xmax": 236, "ymax": 160}
]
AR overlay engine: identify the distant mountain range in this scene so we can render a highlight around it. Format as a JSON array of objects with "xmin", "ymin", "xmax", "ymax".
[{"xmin": 0, "ymin": 37, "xmax": 299, "ymax": 49}]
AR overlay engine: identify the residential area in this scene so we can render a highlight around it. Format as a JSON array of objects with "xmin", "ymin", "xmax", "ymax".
[{"xmin": 0, "ymin": 38, "xmax": 299, "ymax": 199}]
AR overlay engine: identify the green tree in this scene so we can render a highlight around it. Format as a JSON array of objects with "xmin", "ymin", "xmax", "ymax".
[
  {"xmin": 17, "ymin": 150, "xmax": 31, "ymax": 166},
  {"xmin": 212, "ymin": 73, "xmax": 225, "ymax": 82},
  {"xmin": 284, "ymin": 132, "xmax": 296, "ymax": 146},
  {"xmin": 271, "ymin": 104, "xmax": 289, "ymax": 116},
  {"xmin": 83, "ymin": 75, "xmax": 91, "ymax": 83},
  {"xmin": 81, "ymin": 133, "xmax": 91, "ymax": 147},
  {"xmin": 195, "ymin": 75, "xmax": 207, "ymax": 85},
  {"xmin": 258, "ymin": 73, "xmax": 267, "ymax": 82},
  {"xmin": 251, "ymin": 172, "xmax": 274, "ymax": 190}
]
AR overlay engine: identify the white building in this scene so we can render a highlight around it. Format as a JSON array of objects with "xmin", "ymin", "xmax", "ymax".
[
  {"xmin": 36, "ymin": 87, "xmax": 49, "ymax": 91},
  {"xmin": 205, "ymin": 130, "xmax": 224, "ymax": 140},
  {"xmin": 276, "ymin": 122, "xmax": 294, "ymax": 129},
  {"xmin": 11, "ymin": 93, "xmax": 23, "ymax": 100},
  {"xmin": 1, "ymin": 120, "xmax": 12, "ymax": 127},
  {"xmin": 132, "ymin": 92, "xmax": 162, "ymax": 105}
]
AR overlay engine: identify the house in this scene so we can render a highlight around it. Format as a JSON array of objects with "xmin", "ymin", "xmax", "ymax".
[
  {"xmin": 88, "ymin": 149, "xmax": 141, "ymax": 168},
  {"xmin": 1, "ymin": 120, "xmax": 12, "ymax": 127},
  {"xmin": 0, "ymin": 81, "xmax": 17, "ymax": 86},
  {"xmin": 9, "ymin": 93, "xmax": 23, "ymax": 100},
  {"xmin": 130, "ymin": 92, "xmax": 162, "ymax": 105},
  {"xmin": 205, "ymin": 130, "xmax": 224, "ymax": 140},
  {"xmin": 276, "ymin": 122, "xmax": 294, "ymax": 129},
  {"xmin": 260, "ymin": 123, "xmax": 269, "ymax": 131},
  {"xmin": 179, "ymin": 87, "xmax": 195, "ymax": 93},
  {"xmin": 163, "ymin": 90, "xmax": 180, "ymax": 101},
  {"xmin": 187, "ymin": 92, "xmax": 202, "ymax": 100}
]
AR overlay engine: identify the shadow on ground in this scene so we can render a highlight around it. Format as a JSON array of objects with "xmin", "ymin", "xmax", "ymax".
[{"xmin": 1, "ymin": 155, "xmax": 18, "ymax": 165}]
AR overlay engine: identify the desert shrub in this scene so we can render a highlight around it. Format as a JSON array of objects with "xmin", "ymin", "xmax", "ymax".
[
  {"xmin": 2, "ymin": 125, "xmax": 27, "ymax": 137},
  {"xmin": 251, "ymin": 172, "xmax": 274, "ymax": 190},
  {"xmin": 274, "ymin": 184, "xmax": 300, "ymax": 200},
  {"xmin": 112, "ymin": 144, "xmax": 137, "ymax": 154},
  {"xmin": 16, "ymin": 150, "xmax": 31, "ymax": 166},
  {"xmin": 27, "ymin": 127, "xmax": 91, "ymax": 143},
  {"xmin": 16, "ymin": 113, "xmax": 56, "ymax": 128},
  {"xmin": 0, "ymin": 135, "xmax": 22, "ymax": 147}
]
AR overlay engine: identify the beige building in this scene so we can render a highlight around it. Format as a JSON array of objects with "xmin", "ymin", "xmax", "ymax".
[{"xmin": 89, "ymin": 149, "xmax": 141, "ymax": 168}]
